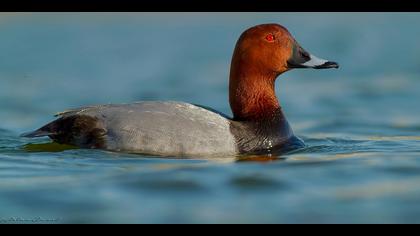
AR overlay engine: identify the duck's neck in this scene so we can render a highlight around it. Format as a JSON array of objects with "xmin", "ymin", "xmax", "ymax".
[{"xmin": 229, "ymin": 61, "xmax": 282, "ymax": 122}]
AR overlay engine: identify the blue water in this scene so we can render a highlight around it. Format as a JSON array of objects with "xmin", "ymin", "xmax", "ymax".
[{"xmin": 1, "ymin": 13, "xmax": 420, "ymax": 223}]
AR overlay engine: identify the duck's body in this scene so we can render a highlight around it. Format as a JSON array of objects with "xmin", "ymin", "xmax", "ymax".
[
  {"xmin": 24, "ymin": 101, "xmax": 303, "ymax": 156},
  {"xmin": 22, "ymin": 23, "xmax": 338, "ymax": 157}
]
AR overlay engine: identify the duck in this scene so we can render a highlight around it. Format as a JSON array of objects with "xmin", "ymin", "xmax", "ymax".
[{"xmin": 21, "ymin": 23, "xmax": 338, "ymax": 157}]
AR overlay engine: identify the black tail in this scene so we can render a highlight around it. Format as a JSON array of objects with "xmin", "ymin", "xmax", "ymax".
[
  {"xmin": 20, "ymin": 118, "xmax": 61, "ymax": 138},
  {"xmin": 21, "ymin": 115, "xmax": 107, "ymax": 148},
  {"xmin": 20, "ymin": 129, "xmax": 54, "ymax": 138}
]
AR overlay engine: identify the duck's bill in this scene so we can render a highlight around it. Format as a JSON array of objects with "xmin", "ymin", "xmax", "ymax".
[
  {"xmin": 302, "ymin": 54, "xmax": 339, "ymax": 69},
  {"xmin": 287, "ymin": 43, "xmax": 339, "ymax": 69},
  {"xmin": 288, "ymin": 53, "xmax": 339, "ymax": 69}
]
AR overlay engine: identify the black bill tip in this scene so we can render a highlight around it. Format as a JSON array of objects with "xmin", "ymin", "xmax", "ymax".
[{"xmin": 314, "ymin": 61, "xmax": 339, "ymax": 69}]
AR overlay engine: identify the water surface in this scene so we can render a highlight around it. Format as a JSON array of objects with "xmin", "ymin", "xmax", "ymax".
[{"xmin": 1, "ymin": 13, "xmax": 420, "ymax": 223}]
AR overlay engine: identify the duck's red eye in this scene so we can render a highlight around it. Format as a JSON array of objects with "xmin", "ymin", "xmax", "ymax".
[{"xmin": 265, "ymin": 33, "xmax": 275, "ymax": 42}]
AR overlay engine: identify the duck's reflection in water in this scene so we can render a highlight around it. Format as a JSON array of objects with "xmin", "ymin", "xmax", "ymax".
[{"xmin": 236, "ymin": 154, "xmax": 286, "ymax": 163}]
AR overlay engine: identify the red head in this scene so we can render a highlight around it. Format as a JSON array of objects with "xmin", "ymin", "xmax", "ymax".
[{"xmin": 229, "ymin": 24, "xmax": 338, "ymax": 121}]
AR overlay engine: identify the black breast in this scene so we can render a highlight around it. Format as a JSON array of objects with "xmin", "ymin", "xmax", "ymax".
[{"xmin": 229, "ymin": 109, "xmax": 304, "ymax": 154}]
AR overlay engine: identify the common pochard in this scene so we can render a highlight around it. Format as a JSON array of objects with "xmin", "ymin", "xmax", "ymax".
[{"xmin": 22, "ymin": 23, "xmax": 339, "ymax": 157}]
